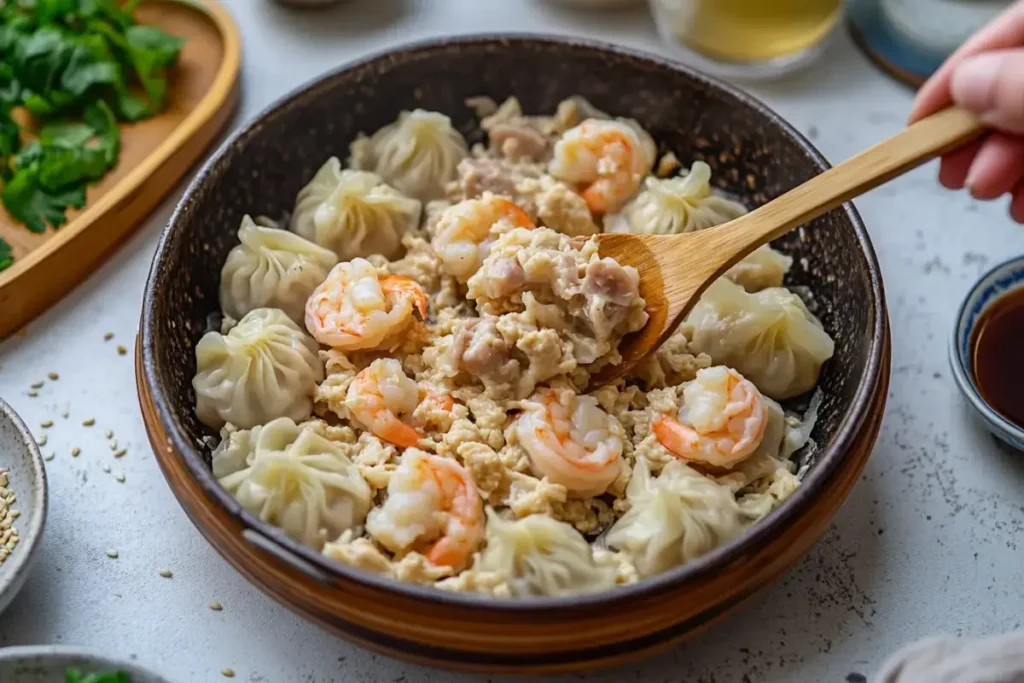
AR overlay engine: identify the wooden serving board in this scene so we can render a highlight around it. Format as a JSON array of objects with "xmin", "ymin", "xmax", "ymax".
[{"xmin": 0, "ymin": 0, "xmax": 241, "ymax": 339}]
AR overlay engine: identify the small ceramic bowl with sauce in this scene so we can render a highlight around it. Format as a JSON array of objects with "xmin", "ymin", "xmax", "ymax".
[{"xmin": 950, "ymin": 254, "xmax": 1024, "ymax": 450}]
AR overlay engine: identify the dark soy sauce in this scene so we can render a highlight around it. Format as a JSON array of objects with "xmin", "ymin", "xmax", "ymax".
[{"xmin": 971, "ymin": 288, "xmax": 1024, "ymax": 428}]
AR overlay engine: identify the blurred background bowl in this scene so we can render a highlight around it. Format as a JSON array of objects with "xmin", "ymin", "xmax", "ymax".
[
  {"xmin": 138, "ymin": 34, "xmax": 889, "ymax": 673},
  {"xmin": 0, "ymin": 399, "xmax": 47, "ymax": 616},
  {"xmin": 0, "ymin": 646, "xmax": 171, "ymax": 683}
]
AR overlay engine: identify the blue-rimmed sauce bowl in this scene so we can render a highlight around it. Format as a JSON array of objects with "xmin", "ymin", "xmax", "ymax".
[{"xmin": 950, "ymin": 254, "xmax": 1024, "ymax": 450}]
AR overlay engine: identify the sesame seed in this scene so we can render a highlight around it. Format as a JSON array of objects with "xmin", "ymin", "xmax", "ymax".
[
  {"xmin": 71, "ymin": 447, "xmax": 80, "ymax": 457},
  {"xmin": 48, "ymin": 372, "xmax": 58, "ymax": 380},
  {"xmin": 209, "ymin": 601, "xmax": 223, "ymax": 611},
  {"xmin": 104, "ymin": 429, "xmax": 114, "ymax": 439},
  {"xmin": 114, "ymin": 473, "xmax": 125, "ymax": 483},
  {"xmin": 113, "ymin": 448, "xmax": 127, "ymax": 458},
  {"xmin": 43, "ymin": 453, "xmax": 54, "ymax": 462},
  {"xmin": 104, "ymin": 332, "xmax": 114, "ymax": 341},
  {"xmin": 116, "ymin": 345, "xmax": 127, "ymax": 356},
  {"xmin": 159, "ymin": 569, "xmax": 173, "ymax": 578},
  {"xmin": 106, "ymin": 549, "xmax": 119, "ymax": 559},
  {"xmin": 221, "ymin": 669, "xmax": 235, "ymax": 678},
  {"xmin": 27, "ymin": 391, "xmax": 38, "ymax": 398},
  {"xmin": 0, "ymin": 469, "xmax": 19, "ymax": 565},
  {"xmin": 37, "ymin": 435, "xmax": 47, "ymax": 446},
  {"xmin": 109, "ymin": 440, "xmax": 118, "ymax": 450},
  {"xmin": 40, "ymin": 420, "xmax": 52, "ymax": 429},
  {"xmin": 30, "ymin": 381, "xmax": 43, "ymax": 390},
  {"xmin": 82, "ymin": 418, "xmax": 95, "ymax": 427},
  {"xmin": 101, "ymin": 465, "xmax": 111, "ymax": 473}
]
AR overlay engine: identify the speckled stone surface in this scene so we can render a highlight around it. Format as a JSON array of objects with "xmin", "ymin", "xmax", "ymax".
[{"xmin": 0, "ymin": 1, "xmax": 1022, "ymax": 682}]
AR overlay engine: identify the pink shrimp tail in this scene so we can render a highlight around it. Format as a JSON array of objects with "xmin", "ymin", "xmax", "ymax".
[
  {"xmin": 582, "ymin": 183, "xmax": 612, "ymax": 215},
  {"xmin": 652, "ymin": 415, "xmax": 698, "ymax": 458},
  {"xmin": 425, "ymin": 461, "xmax": 484, "ymax": 571},
  {"xmin": 381, "ymin": 416, "xmax": 423, "ymax": 449}
]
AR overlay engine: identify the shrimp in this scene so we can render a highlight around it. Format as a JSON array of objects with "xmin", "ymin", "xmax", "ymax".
[
  {"xmin": 365, "ymin": 448, "xmax": 484, "ymax": 571},
  {"xmin": 433, "ymin": 193, "xmax": 535, "ymax": 282},
  {"xmin": 549, "ymin": 118, "xmax": 656, "ymax": 215},
  {"xmin": 345, "ymin": 359, "xmax": 423, "ymax": 448},
  {"xmin": 515, "ymin": 388, "xmax": 624, "ymax": 498},
  {"xmin": 652, "ymin": 366, "xmax": 768, "ymax": 470},
  {"xmin": 306, "ymin": 258, "xmax": 427, "ymax": 351}
]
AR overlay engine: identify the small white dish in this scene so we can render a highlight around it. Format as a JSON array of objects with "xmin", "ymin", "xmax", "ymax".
[
  {"xmin": 0, "ymin": 646, "xmax": 172, "ymax": 682},
  {"xmin": 949, "ymin": 254, "xmax": 1024, "ymax": 450},
  {"xmin": 0, "ymin": 398, "xmax": 47, "ymax": 615}
]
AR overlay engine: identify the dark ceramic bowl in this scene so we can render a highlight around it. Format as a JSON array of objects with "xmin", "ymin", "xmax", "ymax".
[{"xmin": 138, "ymin": 35, "xmax": 889, "ymax": 674}]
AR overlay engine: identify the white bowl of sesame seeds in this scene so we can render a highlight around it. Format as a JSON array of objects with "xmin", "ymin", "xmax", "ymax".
[{"xmin": 0, "ymin": 398, "xmax": 47, "ymax": 615}]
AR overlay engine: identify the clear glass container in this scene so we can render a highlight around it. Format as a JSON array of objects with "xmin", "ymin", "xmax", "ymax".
[{"xmin": 649, "ymin": 0, "xmax": 844, "ymax": 80}]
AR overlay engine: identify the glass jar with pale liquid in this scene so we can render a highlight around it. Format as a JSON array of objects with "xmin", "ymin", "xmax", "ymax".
[{"xmin": 650, "ymin": 0, "xmax": 844, "ymax": 79}]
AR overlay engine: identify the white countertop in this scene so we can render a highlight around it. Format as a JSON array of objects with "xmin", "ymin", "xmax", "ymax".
[{"xmin": 3, "ymin": 2, "xmax": 1024, "ymax": 681}]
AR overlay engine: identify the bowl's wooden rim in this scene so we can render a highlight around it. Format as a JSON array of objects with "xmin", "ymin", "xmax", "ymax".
[{"xmin": 138, "ymin": 34, "xmax": 888, "ymax": 613}]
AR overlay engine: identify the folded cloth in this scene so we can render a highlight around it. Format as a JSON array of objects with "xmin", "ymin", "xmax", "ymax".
[{"xmin": 878, "ymin": 633, "xmax": 1024, "ymax": 683}]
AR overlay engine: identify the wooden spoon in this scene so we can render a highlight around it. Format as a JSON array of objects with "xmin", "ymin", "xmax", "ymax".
[{"xmin": 588, "ymin": 106, "xmax": 986, "ymax": 386}]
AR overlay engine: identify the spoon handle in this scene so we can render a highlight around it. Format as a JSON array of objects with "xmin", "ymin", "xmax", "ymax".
[{"xmin": 723, "ymin": 107, "xmax": 986, "ymax": 249}]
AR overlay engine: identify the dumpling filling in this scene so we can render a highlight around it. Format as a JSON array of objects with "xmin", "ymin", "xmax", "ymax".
[{"xmin": 198, "ymin": 96, "xmax": 833, "ymax": 597}]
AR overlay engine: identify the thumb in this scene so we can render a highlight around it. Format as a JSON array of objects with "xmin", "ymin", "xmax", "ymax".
[{"xmin": 951, "ymin": 49, "xmax": 1024, "ymax": 135}]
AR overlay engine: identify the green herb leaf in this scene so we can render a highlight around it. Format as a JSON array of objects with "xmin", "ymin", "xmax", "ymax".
[
  {"xmin": 0, "ymin": 237, "xmax": 14, "ymax": 273},
  {"xmin": 113, "ymin": 86, "xmax": 149, "ymax": 121},
  {"xmin": 0, "ymin": 0, "xmax": 182, "ymax": 232},
  {"xmin": 0, "ymin": 105, "xmax": 21, "ymax": 172},
  {"xmin": 39, "ymin": 121, "xmax": 95, "ymax": 148},
  {"xmin": 123, "ymin": 25, "xmax": 183, "ymax": 111},
  {"xmin": 3, "ymin": 164, "xmax": 87, "ymax": 232},
  {"xmin": 65, "ymin": 668, "xmax": 132, "ymax": 683},
  {"xmin": 36, "ymin": 0, "xmax": 78, "ymax": 26}
]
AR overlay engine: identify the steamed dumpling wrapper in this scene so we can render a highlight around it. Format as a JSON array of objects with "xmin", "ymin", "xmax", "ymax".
[
  {"xmin": 214, "ymin": 417, "xmax": 372, "ymax": 549},
  {"xmin": 193, "ymin": 308, "xmax": 324, "ymax": 429},
  {"xmin": 290, "ymin": 158, "xmax": 421, "ymax": 261},
  {"xmin": 220, "ymin": 215, "xmax": 338, "ymax": 323},
  {"xmin": 477, "ymin": 510, "xmax": 617, "ymax": 597},
  {"xmin": 604, "ymin": 162, "xmax": 792, "ymax": 291},
  {"xmin": 604, "ymin": 161, "xmax": 747, "ymax": 235},
  {"xmin": 605, "ymin": 459, "xmax": 768, "ymax": 577},
  {"xmin": 685, "ymin": 278, "xmax": 835, "ymax": 399},
  {"xmin": 349, "ymin": 109, "xmax": 469, "ymax": 201},
  {"xmin": 725, "ymin": 244, "xmax": 793, "ymax": 292}
]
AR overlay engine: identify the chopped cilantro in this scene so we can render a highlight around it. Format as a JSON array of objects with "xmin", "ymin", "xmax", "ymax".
[
  {"xmin": 0, "ymin": 0, "xmax": 184, "ymax": 231},
  {"xmin": 0, "ymin": 236, "xmax": 13, "ymax": 273},
  {"xmin": 65, "ymin": 668, "xmax": 132, "ymax": 683}
]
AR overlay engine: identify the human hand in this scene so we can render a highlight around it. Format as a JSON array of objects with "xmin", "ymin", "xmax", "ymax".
[{"xmin": 909, "ymin": 1, "xmax": 1024, "ymax": 222}]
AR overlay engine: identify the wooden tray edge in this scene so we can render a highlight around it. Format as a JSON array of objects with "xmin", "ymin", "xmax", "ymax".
[{"xmin": 0, "ymin": 0, "xmax": 242, "ymax": 339}]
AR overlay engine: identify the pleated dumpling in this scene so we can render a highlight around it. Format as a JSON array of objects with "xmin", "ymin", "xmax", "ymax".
[
  {"xmin": 477, "ymin": 510, "xmax": 617, "ymax": 597},
  {"xmin": 214, "ymin": 417, "xmax": 372, "ymax": 549},
  {"xmin": 348, "ymin": 109, "xmax": 469, "ymax": 201},
  {"xmin": 193, "ymin": 308, "xmax": 325, "ymax": 429},
  {"xmin": 725, "ymin": 244, "xmax": 793, "ymax": 292},
  {"xmin": 605, "ymin": 459, "xmax": 763, "ymax": 577},
  {"xmin": 685, "ymin": 278, "xmax": 835, "ymax": 399},
  {"xmin": 220, "ymin": 215, "xmax": 338, "ymax": 323},
  {"xmin": 290, "ymin": 158, "xmax": 421, "ymax": 261},
  {"xmin": 604, "ymin": 161, "xmax": 747, "ymax": 235}
]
